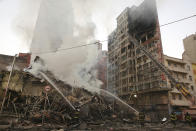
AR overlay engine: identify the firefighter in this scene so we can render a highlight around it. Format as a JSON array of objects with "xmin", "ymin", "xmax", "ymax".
[
  {"xmin": 138, "ymin": 112, "xmax": 145, "ymax": 127},
  {"xmin": 170, "ymin": 111, "xmax": 177, "ymax": 127},
  {"xmin": 72, "ymin": 108, "xmax": 80, "ymax": 124},
  {"xmin": 184, "ymin": 112, "xmax": 192, "ymax": 127}
]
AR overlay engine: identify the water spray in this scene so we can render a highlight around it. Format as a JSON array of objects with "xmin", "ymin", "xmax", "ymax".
[
  {"xmin": 39, "ymin": 71, "xmax": 76, "ymax": 110},
  {"xmin": 100, "ymin": 89, "xmax": 139, "ymax": 115}
]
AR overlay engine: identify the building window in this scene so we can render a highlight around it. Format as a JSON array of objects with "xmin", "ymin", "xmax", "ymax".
[
  {"xmin": 189, "ymin": 76, "xmax": 192, "ymax": 81},
  {"xmin": 187, "ymin": 65, "xmax": 191, "ymax": 71},
  {"xmin": 172, "ymin": 94, "xmax": 175, "ymax": 100},
  {"xmin": 191, "ymin": 86, "xmax": 194, "ymax": 91},
  {"xmin": 168, "ymin": 61, "xmax": 171, "ymax": 66},
  {"xmin": 121, "ymin": 47, "xmax": 126, "ymax": 53},
  {"xmin": 121, "ymin": 55, "xmax": 126, "ymax": 61},
  {"xmin": 179, "ymin": 94, "xmax": 182, "ymax": 100},
  {"xmin": 174, "ymin": 63, "xmax": 177, "ymax": 67},
  {"xmin": 121, "ymin": 71, "xmax": 127, "ymax": 77},
  {"xmin": 122, "ymin": 79, "xmax": 127, "ymax": 85}
]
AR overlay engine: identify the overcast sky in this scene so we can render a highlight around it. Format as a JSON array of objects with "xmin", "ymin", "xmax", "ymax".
[{"xmin": 0, "ymin": 0, "xmax": 196, "ymax": 58}]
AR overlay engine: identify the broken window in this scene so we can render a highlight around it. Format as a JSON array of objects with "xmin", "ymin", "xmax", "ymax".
[
  {"xmin": 121, "ymin": 47, "xmax": 126, "ymax": 54},
  {"xmin": 121, "ymin": 55, "xmax": 127, "ymax": 61},
  {"xmin": 136, "ymin": 48, "xmax": 140, "ymax": 55},
  {"xmin": 191, "ymin": 86, "xmax": 194, "ymax": 91},
  {"xmin": 168, "ymin": 61, "xmax": 171, "ymax": 66},
  {"xmin": 122, "ymin": 79, "xmax": 127, "ymax": 85},
  {"xmin": 121, "ymin": 62, "xmax": 127, "ymax": 69},
  {"xmin": 121, "ymin": 70, "xmax": 127, "ymax": 77},
  {"xmin": 179, "ymin": 94, "xmax": 182, "ymax": 100},
  {"xmin": 189, "ymin": 76, "xmax": 192, "ymax": 81}
]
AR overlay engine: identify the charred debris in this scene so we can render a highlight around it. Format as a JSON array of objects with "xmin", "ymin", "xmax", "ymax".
[{"xmin": 0, "ymin": 68, "xmax": 136, "ymax": 130}]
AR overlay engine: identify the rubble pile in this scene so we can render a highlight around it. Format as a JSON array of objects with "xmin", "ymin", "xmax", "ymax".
[{"xmin": 0, "ymin": 71, "xmax": 136, "ymax": 130}]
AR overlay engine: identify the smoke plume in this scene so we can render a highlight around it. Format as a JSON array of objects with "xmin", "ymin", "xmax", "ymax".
[
  {"xmin": 13, "ymin": 0, "xmax": 152, "ymax": 92},
  {"xmin": 29, "ymin": 0, "xmax": 103, "ymax": 92}
]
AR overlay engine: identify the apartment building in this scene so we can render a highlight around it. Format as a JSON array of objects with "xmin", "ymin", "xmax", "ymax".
[
  {"xmin": 183, "ymin": 33, "xmax": 196, "ymax": 63},
  {"xmin": 192, "ymin": 63, "xmax": 196, "ymax": 85},
  {"xmin": 108, "ymin": 0, "xmax": 169, "ymax": 120},
  {"xmin": 108, "ymin": 30, "xmax": 119, "ymax": 94},
  {"xmin": 183, "ymin": 33, "xmax": 196, "ymax": 87},
  {"xmin": 164, "ymin": 55, "xmax": 196, "ymax": 111}
]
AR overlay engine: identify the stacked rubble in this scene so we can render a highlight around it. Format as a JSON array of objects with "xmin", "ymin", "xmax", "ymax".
[{"xmin": 0, "ymin": 70, "xmax": 136, "ymax": 130}]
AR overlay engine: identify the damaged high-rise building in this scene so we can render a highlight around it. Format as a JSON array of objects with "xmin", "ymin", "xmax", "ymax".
[{"xmin": 108, "ymin": 0, "xmax": 169, "ymax": 120}]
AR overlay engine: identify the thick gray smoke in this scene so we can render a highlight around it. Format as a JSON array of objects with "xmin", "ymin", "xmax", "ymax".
[
  {"xmin": 29, "ymin": 0, "xmax": 102, "ymax": 92},
  {"xmin": 14, "ymin": 0, "xmax": 160, "ymax": 92}
]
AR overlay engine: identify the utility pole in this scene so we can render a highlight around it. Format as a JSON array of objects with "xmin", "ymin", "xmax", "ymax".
[{"xmin": 1, "ymin": 54, "xmax": 17, "ymax": 113}]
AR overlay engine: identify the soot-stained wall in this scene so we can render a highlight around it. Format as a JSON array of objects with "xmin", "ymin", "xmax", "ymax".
[{"xmin": 128, "ymin": 0, "xmax": 157, "ymax": 39}]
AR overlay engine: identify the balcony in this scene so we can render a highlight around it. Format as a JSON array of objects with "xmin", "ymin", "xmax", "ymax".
[
  {"xmin": 170, "ymin": 99, "xmax": 190, "ymax": 107},
  {"xmin": 168, "ymin": 66, "xmax": 188, "ymax": 74},
  {"xmin": 175, "ymin": 78, "xmax": 192, "ymax": 84}
]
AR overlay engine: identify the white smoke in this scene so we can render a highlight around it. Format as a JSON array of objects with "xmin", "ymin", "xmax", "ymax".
[
  {"xmin": 13, "ymin": 0, "xmax": 150, "ymax": 92},
  {"xmin": 27, "ymin": 0, "xmax": 103, "ymax": 92}
]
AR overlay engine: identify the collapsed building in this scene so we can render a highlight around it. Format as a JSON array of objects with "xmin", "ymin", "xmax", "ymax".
[
  {"xmin": 0, "ymin": 53, "xmax": 138, "ymax": 130},
  {"xmin": 0, "ymin": 53, "xmax": 31, "ymax": 72}
]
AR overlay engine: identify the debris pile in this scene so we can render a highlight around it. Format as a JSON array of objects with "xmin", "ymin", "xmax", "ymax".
[{"xmin": 0, "ymin": 70, "xmax": 136, "ymax": 130}]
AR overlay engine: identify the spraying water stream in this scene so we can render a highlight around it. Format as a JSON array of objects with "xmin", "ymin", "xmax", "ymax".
[
  {"xmin": 100, "ymin": 89, "xmax": 139, "ymax": 114},
  {"xmin": 38, "ymin": 71, "xmax": 138, "ymax": 114},
  {"xmin": 39, "ymin": 71, "xmax": 76, "ymax": 110}
]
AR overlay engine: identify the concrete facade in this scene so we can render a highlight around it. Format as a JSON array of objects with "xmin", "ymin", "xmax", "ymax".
[
  {"xmin": 164, "ymin": 55, "xmax": 196, "ymax": 109},
  {"xmin": 192, "ymin": 63, "xmax": 196, "ymax": 85},
  {"xmin": 108, "ymin": 0, "xmax": 169, "ymax": 120},
  {"xmin": 183, "ymin": 33, "xmax": 196, "ymax": 63}
]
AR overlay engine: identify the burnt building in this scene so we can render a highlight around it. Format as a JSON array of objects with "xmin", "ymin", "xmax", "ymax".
[
  {"xmin": 108, "ymin": 0, "xmax": 169, "ymax": 120},
  {"xmin": 0, "ymin": 53, "xmax": 31, "ymax": 72}
]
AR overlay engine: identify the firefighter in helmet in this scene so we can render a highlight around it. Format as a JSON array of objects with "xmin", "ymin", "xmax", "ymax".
[
  {"xmin": 170, "ymin": 111, "xmax": 177, "ymax": 127},
  {"xmin": 185, "ymin": 112, "xmax": 192, "ymax": 127}
]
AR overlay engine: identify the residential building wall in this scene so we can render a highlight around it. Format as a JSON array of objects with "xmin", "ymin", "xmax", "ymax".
[
  {"xmin": 164, "ymin": 55, "xmax": 196, "ymax": 109},
  {"xmin": 192, "ymin": 63, "xmax": 196, "ymax": 85},
  {"xmin": 108, "ymin": 30, "xmax": 119, "ymax": 94},
  {"xmin": 183, "ymin": 33, "xmax": 196, "ymax": 63}
]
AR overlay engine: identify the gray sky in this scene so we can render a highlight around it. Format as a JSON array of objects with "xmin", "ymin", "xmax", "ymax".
[{"xmin": 0, "ymin": 0, "xmax": 196, "ymax": 58}]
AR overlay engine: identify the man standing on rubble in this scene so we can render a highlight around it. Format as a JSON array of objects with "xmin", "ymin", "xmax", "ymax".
[{"xmin": 170, "ymin": 111, "xmax": 177, "ymax": 127}]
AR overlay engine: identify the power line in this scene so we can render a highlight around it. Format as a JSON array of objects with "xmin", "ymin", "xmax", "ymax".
[
  {"xmin": 32, "ymin": 14, "xmax": 196, "ymax": 54},
  {"xmin": 33, "ymin": 40, "xmax": 108, "ymax": 54},
  {"xmin": 161, "ymin": 14, "xmax": 196, "ymax": 27},
  {"xmin": 132, "ymin": 14, "xmax": 196, "ymax": 35}
]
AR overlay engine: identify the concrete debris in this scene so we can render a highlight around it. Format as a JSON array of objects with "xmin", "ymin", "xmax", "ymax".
[{"xmin": 0, "ymin": 71, "xmax": 195, "ymax": 130}]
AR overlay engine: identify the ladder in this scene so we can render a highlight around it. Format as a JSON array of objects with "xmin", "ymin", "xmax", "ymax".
[{"xmin": 128, "ymin": 35, "xmax": 192, "ymax": 99}]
